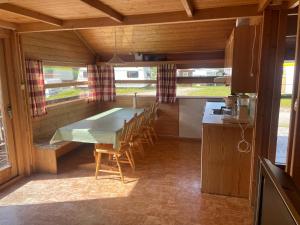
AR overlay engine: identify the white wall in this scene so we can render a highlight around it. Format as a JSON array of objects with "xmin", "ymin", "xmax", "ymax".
[
  {"xmin": 179, "ymin": 97, "xmax": 223, "ymax": 139},
  {"xmin": 179, "ymin": 98, "xmax": 206, "ymax": 138}
]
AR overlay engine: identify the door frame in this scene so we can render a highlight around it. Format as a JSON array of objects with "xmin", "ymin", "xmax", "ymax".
[
  {"xmin": 0, "ymin": 29, "xmax": 35, "ymax": 185},
  {"xmin": 0, "ymin": 36, "xmax": 19, "ymax": 184}
]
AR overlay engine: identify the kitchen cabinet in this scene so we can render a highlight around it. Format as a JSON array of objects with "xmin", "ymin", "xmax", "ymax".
[
  {"xmin": 225, "ymin": 25, "xmax": 260, "ymax": 93},
  {"xmin": 201, "ymin": 102, "xmax": 253, "ymax": 198}
]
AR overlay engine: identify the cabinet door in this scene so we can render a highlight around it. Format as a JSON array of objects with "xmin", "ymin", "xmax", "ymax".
[{"xmin": 231, "ymin": 26, "xmax": 259, "ymax": 93}]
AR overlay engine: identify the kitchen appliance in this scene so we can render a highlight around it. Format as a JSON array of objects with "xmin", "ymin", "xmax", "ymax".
[
  {"xmin": 237, "ymin": 94, "xmax": 250, "ymax": 122},
  {"xmin": 224, "ymin": 95, "xmax": 237, "ymax": 108}
]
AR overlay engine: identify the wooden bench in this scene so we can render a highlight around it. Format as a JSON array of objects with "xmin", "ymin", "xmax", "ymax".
[{"xmin": 34, "ymin": 139, "xmax": 82, "ymax": 174}]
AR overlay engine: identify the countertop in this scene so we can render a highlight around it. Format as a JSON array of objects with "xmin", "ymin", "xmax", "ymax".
[{"xmin": 202, "ymin": 101, "xmax": 253, "ymax": 127}]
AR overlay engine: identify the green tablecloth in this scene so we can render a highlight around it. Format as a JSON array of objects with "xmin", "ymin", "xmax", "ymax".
[{"xmin": 50, "ymin": 108, "xmax": 143, "ymax": 148}]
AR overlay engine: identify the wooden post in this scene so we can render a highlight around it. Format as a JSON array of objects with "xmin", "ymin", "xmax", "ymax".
[
  {"xmin": 251, "ymin": 6, "xmax": 287, "ymax": 203},
  {"xmin": 288, "ymin": 8, "xmax": 300, "ymax": 188},
  {"xmin": 5, "ymin": 31, "xmax": 34, "ymax": 175},
  {"xmin": 286, "ymin": 7, "xmax": 300, "ymax": 177},
  {"xmin": 268, "ymin": 7, "xmax": 288, "ymax": 162}
]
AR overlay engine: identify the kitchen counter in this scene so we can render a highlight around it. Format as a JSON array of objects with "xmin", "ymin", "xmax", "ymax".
[{"xmin": 202, "ymin": 101, "xmax": 253, "ymax": 127}]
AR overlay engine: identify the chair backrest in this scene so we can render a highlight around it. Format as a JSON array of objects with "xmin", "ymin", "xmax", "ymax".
[
  {"xmin": 119, "ymin": 116, "xmax": 137, "ymax": 147},
  {"xmin": 150, "ymin": 102, "xmax": 159, "ymax": 114},
  {"xmin": 142, "ymin": 108, "xmax": 152, "ymax": 126},
  {"xmin": 134, "ymin": 112, "xmax": 144, "ymax": 134},
  {"xmin": 150, "ymin": 102, "xmax": 158, "ymax": 121}
]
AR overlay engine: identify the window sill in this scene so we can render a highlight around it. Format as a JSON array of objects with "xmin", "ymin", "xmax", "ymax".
[{"xmin": 116, "ymin": 95, "xmax": 225, "ymax": 99}]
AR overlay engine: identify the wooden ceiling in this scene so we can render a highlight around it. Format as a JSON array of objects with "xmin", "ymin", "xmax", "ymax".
[
  {"xmin": 79, "ymin": 20, "xmax": 236, "ymax": 54},
  {"xmin": 1, "ymin": 0, "xmax": 259, "ymax": 22},
  {"xmin": 6, "ymin": 0, "xmax": 106, "ymax": 21},
  {"xmin": 0, "ymin": 0, "xmax": 295, "ymax": 55}
]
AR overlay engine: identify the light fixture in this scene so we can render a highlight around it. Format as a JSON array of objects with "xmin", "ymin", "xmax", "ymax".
[{"xmin": 107, "ymin": 27, "xmax": 125, "ymax": 66}]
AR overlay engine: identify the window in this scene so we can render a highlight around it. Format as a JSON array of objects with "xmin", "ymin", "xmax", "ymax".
[
  {"xmin": 43, "ymin": 66, "xmax": 88, "ymax": 105},
  {"xmin": 276, "ymin": 61, "xmax": 294, "ymax": 165},
  {"xmin": 176, "ymin": 68, "xmax": 230, "ymax": 97},
  {"xmin": 177, "ymin": 68, "xmax": 226, "ymax": 77},
  {"xmin": 114, "ymin": 67, "xmax": 157, "ymax": 96}
]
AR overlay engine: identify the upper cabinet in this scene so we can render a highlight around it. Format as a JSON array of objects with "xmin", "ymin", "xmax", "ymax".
[{"xmin": 225, "ymin": 25, "xmax": 260, "ymax": 93}]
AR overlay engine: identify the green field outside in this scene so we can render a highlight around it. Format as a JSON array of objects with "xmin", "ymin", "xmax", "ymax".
[
  {"xmin": 46, "ymin": 85, "xmax": 292, "ymax": 109},
  {"xmin": 184, "ymin": 85, "xmax": 230, "ymax": 96},
  {"xmin": 46, "ymin": 88, "xmax": 83, "ymax": 100},
  {"xmin": 116, "ymin": 85, "xmax": 231, "ymax": 97},
  {"xmin": 280, "ymin": 98, "xmax": 292, "ymax": 108}
]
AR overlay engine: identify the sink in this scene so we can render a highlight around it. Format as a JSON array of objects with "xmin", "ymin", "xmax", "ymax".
[
  {"xmin": 211, "ymin": 107, "xmax": 233, "ymax": 116},
  {"xmin": 211, "ymin": 108, "xmax": 223, "ymax": 115}
]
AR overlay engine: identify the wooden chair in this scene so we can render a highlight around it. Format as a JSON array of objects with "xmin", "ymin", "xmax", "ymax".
[
  {"xmin": 148, "ymin": 102, "xmax": 159, "ymax": 140},
  {"xmin": 141, "ymin": 105, "xmax": 158, "ymax": 144},
  {"xmin": 94, "ymin": 118, "xmax": 136, "ymax": 183},
  {"xmin": 140, "ymin": 108, "xmax": 155, "ymax": 145},
  {"xmin": 130, "ymin": 113, "xmax": 148, "ymax": 158}
]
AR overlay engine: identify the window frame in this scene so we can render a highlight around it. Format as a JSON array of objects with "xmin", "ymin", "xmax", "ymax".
[
  {"xmin": 114, "ymin": 66, "xmax": 157, "ymax": 96},
  {"xmin": 176, "ymin": 68, "xmax": 230, "ymax": 97},
  {"xmin": 114, "ymin": 66, "xmax": 229, "ymax": 97}
]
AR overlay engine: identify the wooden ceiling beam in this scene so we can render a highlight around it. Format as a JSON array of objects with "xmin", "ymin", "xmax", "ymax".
[
  {"xmin": 0, "ymin": 19, "xmax": 17, "ymax": 30},
  {"xmin": 288, "ymin": 0, "xmax": 299, "ymax": 8},
  {"xmin": 258, "ymin": 0, "xmax": 272, "ymax": 12},
  {"xmin": 80, "ymin": 0, "xmax": 123, "ymax": 22},
  {"xmin": 0, "ymin": 3, "xmax": 63, "ymax": 26},
  {"xmin": 17, "ymin": 4, "xmax": 259, "ymax": 33},
  {"xmin": 181, "ymin": 0, "xmax": 194, "ymax": 17}
]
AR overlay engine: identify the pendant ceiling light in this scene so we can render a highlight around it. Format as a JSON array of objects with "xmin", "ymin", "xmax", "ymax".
[{"xmin": 107, "ymin": 27, "xmax": 125, "ymax": 66}]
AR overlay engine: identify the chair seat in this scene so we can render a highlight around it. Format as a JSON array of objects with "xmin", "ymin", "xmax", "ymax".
[
  {"xmin": 95, "ymin": 148, "xmax": 119, "ymax": 155},
  {"xmin": 95, "ymin": 143, "xmax": 129, "ymax": 155}
]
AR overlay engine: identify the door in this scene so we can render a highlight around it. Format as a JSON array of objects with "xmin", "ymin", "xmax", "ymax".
[{"xmin": 0, "ymin": 38, "xmax": 18, "ymax": 184}]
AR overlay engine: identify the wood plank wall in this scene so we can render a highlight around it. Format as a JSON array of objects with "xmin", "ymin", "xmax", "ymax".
[
  {"xmin": 32, "ymin": 100, "xmax": 99, "ymax": 141},
  {"xmin": 21, "ymin": 31, "xmax": 95, "ymax": 64},
  {"xmin": 100, "ymin": 96, "xmax": 179, "ymax": 137},
  {"xmin": 21, "ymin": 30, "xmax": 98, "ymax": 141},
  {"xmin": 32, "ymin": 96, "xmax": 179, "ymax": 141}
]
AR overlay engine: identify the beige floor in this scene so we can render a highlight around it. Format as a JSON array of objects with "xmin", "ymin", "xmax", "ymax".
[{"xmin": 0, "ymin": 139, "xmax": 253, "ymax": 225}]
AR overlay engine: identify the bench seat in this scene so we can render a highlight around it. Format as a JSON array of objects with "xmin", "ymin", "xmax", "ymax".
[{"xmin": 34, "ymin": 138, "xmax": 82, "ymax": 174}]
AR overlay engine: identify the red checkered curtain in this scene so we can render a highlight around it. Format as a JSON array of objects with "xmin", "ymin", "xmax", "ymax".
[
  {"xmin": 87, "ymin": 65, "xmax": 115, "ymax": 102},
  {"xmin": 156, "ymin": 64, "xmax": 177, "ymax": 103},
  {"xmin": 25, "ymin": 59, "xmax": 47, "ymax": 117}
]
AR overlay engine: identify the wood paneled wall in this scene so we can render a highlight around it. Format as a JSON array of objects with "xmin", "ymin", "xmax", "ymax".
[
  {"xmin": 21, "ymin": 30, "xmax": 97, "ymax": 141},
  {"xmin": 32, "ymin": 96, "xmax": 180, "ymax": 141},
  {"xmin": 100, "ymin": 96, "xmax": 179, "ymax": 137},
  {"xmin": 32, "ymin": 100, "xmax": 99, "ymax": 141},
  {"xmin": 21, "ymin": 31, "xmax": 95, "ymax": 64},
  {"xmin": 32, "ymin": 96, "xmax": 225, "ymax": 141}
]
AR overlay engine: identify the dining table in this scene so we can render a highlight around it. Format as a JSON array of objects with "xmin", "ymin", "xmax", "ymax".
[{"xmin": 50, "ymin": 107, "xmax": 144, "ymax": 148}]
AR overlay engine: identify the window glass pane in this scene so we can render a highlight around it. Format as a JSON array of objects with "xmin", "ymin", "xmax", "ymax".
[
  {"xmin": 114, "ymin": 67, "xmax": 157, "ymax": 80},
  {"xmin": 46, "ymin": 85, "xmax": 88, "ymax": 104},
  {"xmin": 43, "ymin": 66, "xmax": 87, "ymax": 83},
  {"xmin": 177, "ymin": 84, "xmax": 230, "ymax": 97},
  {"xmin": 276, "ymin": 61, "xmax": 294, "ymax": 165},
  {"xmin": 43, "ymin": 66, "xmax": 88, "ymax": 104},
  {"xmin": 177, "ymin": 68, "xmax": 226, "ymax": 77},
  {"xmin": 115, "ymin": 67, "xmax": 157, "ymax": 95}
]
